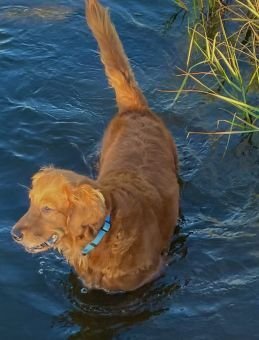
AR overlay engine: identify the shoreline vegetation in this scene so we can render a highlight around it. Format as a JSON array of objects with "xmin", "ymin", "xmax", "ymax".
[{"xmin": 169, "ymin": 0, "xmax": 259, "ymax": 140}]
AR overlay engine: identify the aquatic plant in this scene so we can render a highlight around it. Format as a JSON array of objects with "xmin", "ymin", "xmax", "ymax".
[
  {"xmin": 172, "ymin": 0, "xmax": 189, "ymax": 11},
  {"xmin": 171, "ymin": 0, "xmax": 259, "ymax": 136}
]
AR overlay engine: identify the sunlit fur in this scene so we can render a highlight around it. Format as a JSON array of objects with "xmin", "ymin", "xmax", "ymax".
[
  {"xmin": 86, "ymin": 0, "xmax": 148, "ymax": 112},
  {"xmin": 12, "ymin": 0, "xmax": 180, "ymax": 292}
]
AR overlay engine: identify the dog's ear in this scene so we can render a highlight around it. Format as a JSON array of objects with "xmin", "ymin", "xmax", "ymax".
[{"xmin": 67, "ymin": 184, "xmax": 106, "ymax": 238}]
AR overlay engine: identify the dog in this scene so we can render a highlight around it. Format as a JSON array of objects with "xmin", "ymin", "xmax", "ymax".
[{"xmin": 12, "ymin": 0, "xmax": 179, "ymax": 292}]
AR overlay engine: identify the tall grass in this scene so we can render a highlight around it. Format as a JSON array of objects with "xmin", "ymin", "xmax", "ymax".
[{"xmin": 172, "ymin": 0, "xmax": 259, "ymax": 136}]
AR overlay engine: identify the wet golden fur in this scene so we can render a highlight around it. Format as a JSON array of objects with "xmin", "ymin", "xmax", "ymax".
[{"xmin": 12, "ymin": 0, "xmax": 179, "ymax": 292}]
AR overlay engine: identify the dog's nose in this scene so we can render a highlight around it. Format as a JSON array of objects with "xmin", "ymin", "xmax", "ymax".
[{"xmin": 11, "ymin": 228, "xmax": 24, "ymax": 242}]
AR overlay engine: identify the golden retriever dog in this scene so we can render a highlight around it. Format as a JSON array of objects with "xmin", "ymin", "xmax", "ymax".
[{"xmin": 12, "ymin": 0, "xmax": 179, "ymax": 292}]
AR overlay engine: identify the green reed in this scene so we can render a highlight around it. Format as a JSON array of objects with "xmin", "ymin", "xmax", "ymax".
[{"xmin": 172, "ymin": 0, "xmax": 259, "ymax": 136}]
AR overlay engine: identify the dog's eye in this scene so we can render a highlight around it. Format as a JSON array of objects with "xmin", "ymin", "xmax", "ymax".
[{"xmin": 41, "ymin": 206, "xmax": 53, "ymax": 214}]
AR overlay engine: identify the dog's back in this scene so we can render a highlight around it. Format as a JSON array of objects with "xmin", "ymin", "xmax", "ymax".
[{"xmin": 85, "ymin": 0, "xmax": 179, "ymax": 290}]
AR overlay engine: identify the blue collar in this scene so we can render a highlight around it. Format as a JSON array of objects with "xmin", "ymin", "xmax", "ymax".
[{"xmin": 82, "ymin": 216, "xmax": 111, "ymax": 255}]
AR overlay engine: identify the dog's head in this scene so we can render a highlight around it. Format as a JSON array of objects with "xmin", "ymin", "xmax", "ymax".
[{"xmin": 11, "ymin": 167, "xmax": 106, "ymax": 253}]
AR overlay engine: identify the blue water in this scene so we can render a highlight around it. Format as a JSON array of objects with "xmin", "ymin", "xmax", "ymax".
[{"xmin": 0, "ymin": 0, "xmax": 258, "ymax": 339}]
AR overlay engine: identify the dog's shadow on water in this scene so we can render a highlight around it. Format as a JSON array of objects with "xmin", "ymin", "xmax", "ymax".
[{"xmin": 52, "ymin": 220, "xmax": 189, "ymax": 339}]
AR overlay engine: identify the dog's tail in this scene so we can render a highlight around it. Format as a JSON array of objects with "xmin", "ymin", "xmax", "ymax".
[{"xmin": 85, "ymin": 0, "xmax": 148, "ymax": 112}]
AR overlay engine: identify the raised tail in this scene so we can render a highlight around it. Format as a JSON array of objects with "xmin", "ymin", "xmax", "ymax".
[{"xmin": 85, "ymin": 0, "xmax": 148, "ymax": 112}]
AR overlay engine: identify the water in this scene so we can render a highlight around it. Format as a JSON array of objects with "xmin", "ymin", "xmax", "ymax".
[{"xmin": 0, "ymin": 0, "xmax": 258, "ymax": 339}]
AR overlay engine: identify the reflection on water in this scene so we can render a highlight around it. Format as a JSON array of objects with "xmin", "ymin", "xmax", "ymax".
[
  {"xmin": 0, "ymin": 6, "xmax": 73, "ymax": 21},
  {"xmin": 56, "ymin": 273, "xmax": 180, "ymax": 338},
  {"xmin": 0, "ymin": 0, "xmax": 258, "ymax": 339}
]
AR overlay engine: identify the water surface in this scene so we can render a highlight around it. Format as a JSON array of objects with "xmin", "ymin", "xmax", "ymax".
[{"xmin": 0, "ymin": 0, "xmax": 258, "ymax": 339}]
